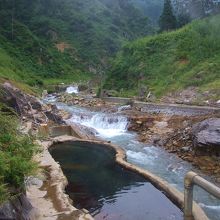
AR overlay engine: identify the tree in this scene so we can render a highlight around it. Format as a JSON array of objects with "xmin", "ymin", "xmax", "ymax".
[{"xmin": 159, "ymin": 0, "xmax": 177, "ymax": 32}]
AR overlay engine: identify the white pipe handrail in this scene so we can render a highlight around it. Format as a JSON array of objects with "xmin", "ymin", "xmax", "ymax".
[{"xmin": 184, "ymin": 171, "xmax": 220, "ymax": 220}]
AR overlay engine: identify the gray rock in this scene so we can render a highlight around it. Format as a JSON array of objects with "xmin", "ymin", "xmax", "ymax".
[
  {"xmin": 0, "ymin": 82, "xmax": 42, "ymax": 114},
  {"xmin": 181, "ymin": 146, "xmax": 191, "ymax": 152},
  {"xmin": 0, "ymin": 194, "xmax": 35, "ymax": 220},
  {"xmin": 192, "ymin": 118, "xmax": 220, "ymax": 149},
  {"xmin": 30, "ymin": 98, "xmax": 42, "ymax": 110},
  {"xmin": 118, "ymin": 105, "xmax": 131, "ymax": 111},
  {"xmin": 26, "ymin": 177, "xmax": 43, "ymax": 188},
  {"xmin": 78, "ymin": 84, "xmax": 88, "ymax": 91}
]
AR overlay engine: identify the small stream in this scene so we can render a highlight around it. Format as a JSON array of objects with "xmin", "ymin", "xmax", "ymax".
[{"xmin": 45, "ymin": 96, "xmax": 220, "ymax": 220}]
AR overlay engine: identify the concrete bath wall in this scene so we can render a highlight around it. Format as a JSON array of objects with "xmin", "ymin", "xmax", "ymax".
[
  {"xmin": 38, "ymin": 125, "xmax": 82, "ymax": 139},
  {"xmin": 48, "ymin": 132, "xmax": 209, "ymax": 220}
]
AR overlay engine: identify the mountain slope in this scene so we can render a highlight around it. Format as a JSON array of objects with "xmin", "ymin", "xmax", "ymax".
[
  {"xmin": 0, "ymin": 0, "xmax": 158, "ymax": 89},
  {"xmin": 104, "ymin": 15, "xmax": 220, "ymax": 100},
  {"xmin": 0, "ymin": 0, "xmax": 153, "ymax": 67},
  {"xmin": 0, "ymin": 20, "xmax": 90, "ymax": 88}
]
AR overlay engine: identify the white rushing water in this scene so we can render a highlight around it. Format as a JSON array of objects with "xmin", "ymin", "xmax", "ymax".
[
  {"xmin": 43, "ymin": 94, "xmax": 57, "ymax": 103},
  {"xmin": 66, "ymin": 85, "xmax": 79, "ymax": 94},
  {"xmin": 68, "ymin": 113, "xmax": 128, "ymax": 138},
  {"xmin": 53, "ymin": 101, "xmax": 220, "ymax": 220}
]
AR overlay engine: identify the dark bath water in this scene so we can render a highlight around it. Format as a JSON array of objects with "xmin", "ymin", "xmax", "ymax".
[{"xmin": 50, "ymin": 141, "xmax": 183, "ymax": 220}]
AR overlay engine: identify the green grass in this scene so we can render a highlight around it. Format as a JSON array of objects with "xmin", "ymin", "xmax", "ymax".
[
  {"xmin": 0, "ymin": 104, "xmax": 38, "ymax": 205},
  {"xmin": 0, "ymin": 0, "xmax": 158, "ymax": 92},
  {"xmin": 0, "ymin": 21, "xmax": 92, "ymax": 93},
  {"xmin": 104, "ymin": 15, "xmax": 220, "ymax": 99},
  {"xmin": 0, "ymin": 0, "xmax": 155, "ymax": 74}
]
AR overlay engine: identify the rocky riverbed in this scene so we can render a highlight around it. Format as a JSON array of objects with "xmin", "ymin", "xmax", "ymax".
[{"xmin": 126, "ymin": 111, "xmax": 220, "ymax": 183}]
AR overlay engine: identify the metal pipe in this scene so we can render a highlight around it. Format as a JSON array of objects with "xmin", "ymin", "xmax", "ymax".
[
  {"xmin": 184, "ymin": 171, "xmax": 220, "ymax": 220},
  {"xmin": 194, "ymin": 176, "xmax": 220, "ymax": 199},
  {"xmin": 184, "ymin": 172, "xmax": 197, "ymax": 220}
]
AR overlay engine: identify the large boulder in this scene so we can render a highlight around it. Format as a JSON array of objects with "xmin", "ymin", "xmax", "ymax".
[
  {"xmin": 0, "ymin": 82, "xmax": 42, "ymax": 114},
  {"xmin": 192, "ymin": 118, "xmax": 220, "ymax": 151}
]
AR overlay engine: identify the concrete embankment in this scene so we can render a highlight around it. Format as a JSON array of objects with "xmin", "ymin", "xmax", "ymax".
[
  {"xmin": 102, "ymin": 97, "xmax": 220, "ymax": 116},
  {"xmin": 26, "ymin": 137, "xmax": 93, "ymax": 220}
]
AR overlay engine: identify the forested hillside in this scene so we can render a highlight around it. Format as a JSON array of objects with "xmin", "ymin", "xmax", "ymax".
[
  {"xmin": 104, "ymin": 15, "xmax": 220, "ymax": 100},
  {"xmin": 0, "ymin": 0, "xmax": 219, "ymax": 98},
  {"xmin": 0, "ymin": 0, "xmax": 157, "ymax": 88}
]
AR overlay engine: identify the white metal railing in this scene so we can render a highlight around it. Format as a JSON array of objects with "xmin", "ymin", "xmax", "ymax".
[{"xmin": 184, "ymin": 171, "xmax": 220, "ymax": 220}]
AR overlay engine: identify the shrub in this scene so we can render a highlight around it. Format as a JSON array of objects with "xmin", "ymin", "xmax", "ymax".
[
  {"xmin": 0, "ymin": 182, "xmax": 9, "ymax": 205},
  {"xmin": 0, "ymin": 104, "xmax": 38, "ymax": 205}
]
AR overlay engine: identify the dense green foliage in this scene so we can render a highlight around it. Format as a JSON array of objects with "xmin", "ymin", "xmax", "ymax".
[
  {"xmin": 0, "ymin": 0, "xmax": 159, "ymax": 88},
  {"xmin": 0, "ymin": 21, "xmax": 90, "ymax": 88},
  {"xmin": 104, "ymin": 15, "xmax": 220, "ymax": 98},
  {"xmin": 0, "ymin": 105, "xmax": 38, "ymax": 204},
  {"xmin": 0, "ymin": 0, "xmax": 219, "ymax": 97}
]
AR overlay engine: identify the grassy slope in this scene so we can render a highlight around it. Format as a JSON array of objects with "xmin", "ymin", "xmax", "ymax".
[
  {"xmin": 0, "ymin": 105, "xmax": 37, "ymax": 204},
  {"xmin": 0, "ymin": 0, "xmax": 155, "ymax": 92},
  {"xmin": 28, "ymin": 0, "xmax": 153, "ymax": 64},
  {"xmin": 104, "ymin": 15, "xmax": 220, "ymax": 99},
  {"xmin": 0, "ymin": 21, "xmax": 91, "ymax": 93}
]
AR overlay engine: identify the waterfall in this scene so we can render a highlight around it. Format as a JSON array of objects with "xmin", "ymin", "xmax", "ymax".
[
  {"xmin": 66, "ymin": 86, "xmax": 79, "ymax": 94},
  {"xmin": 68, "ymin": 113, "xmax": 128, "ymax": 138},
  {"xmin": 43, "ymin": 94, "xmax": 57, "ymax": 103}
]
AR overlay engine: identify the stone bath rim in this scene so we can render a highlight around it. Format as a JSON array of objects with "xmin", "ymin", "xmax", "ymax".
[{"xmin": 49, "ymin": 136, "xmax": 209, "ymax": 220}]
